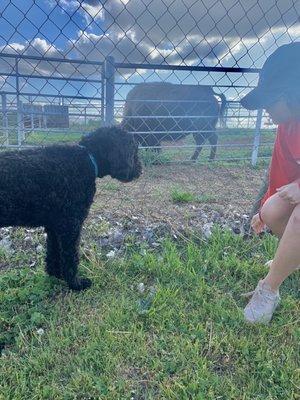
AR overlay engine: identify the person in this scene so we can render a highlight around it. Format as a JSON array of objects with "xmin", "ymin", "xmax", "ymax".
[{"xmin": 240, "ymin": 42, "xmax": 300, "ymax": 324}]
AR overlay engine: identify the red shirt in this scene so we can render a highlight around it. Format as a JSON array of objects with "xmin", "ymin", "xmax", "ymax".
[{"xmin": 261, "ymin": 121, "xmax": 300, "ymax": 206}]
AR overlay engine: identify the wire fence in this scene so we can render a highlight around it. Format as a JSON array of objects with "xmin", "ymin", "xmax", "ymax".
[
  {"xmin": 0, "ymin": 51, "xmax": 275, "ymax": 164},
  {"xmin": 1, "ymin": 0, "xmax": 299, "ymax": 162}
]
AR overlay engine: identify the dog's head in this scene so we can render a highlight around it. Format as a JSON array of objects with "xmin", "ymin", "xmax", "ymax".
[{"xmin": 79, "ymin": 127, "xmax": 142, "ymax": 182}]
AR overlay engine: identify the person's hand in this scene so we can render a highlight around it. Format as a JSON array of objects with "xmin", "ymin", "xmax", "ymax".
[
  {"xmin": 251, "ymin": 213, "xmax": 265, "ymax": 234},
  {"xmin": 276, "ymin": 182, "xmax": 300, "ymax": 205}
]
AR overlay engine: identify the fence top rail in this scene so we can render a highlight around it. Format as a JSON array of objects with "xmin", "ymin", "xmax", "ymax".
[
  {"xmin": 115, "ymin": 62, "xmax": 261, "ymax": 74},
  {"xmin": 0, "ymin": 54, "xmax": 261, "ymax": 79},
  {"xmin": 0, "ymin": 52, "xmax": 104, "ymax": 67}
]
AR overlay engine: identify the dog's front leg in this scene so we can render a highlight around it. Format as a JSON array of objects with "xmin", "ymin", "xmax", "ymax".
[
  {"xmin": 56, "ymin": 222, "xmax": 92, "ymax": 291},
  {"xmin": 45, "ymin": 228, "xmax": 62, "ymax": 279}
]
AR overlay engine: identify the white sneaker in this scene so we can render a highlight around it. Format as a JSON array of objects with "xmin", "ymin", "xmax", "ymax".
[{"xmin": 243, "ymin": 280, "xmax": 280, "ymax": 324}]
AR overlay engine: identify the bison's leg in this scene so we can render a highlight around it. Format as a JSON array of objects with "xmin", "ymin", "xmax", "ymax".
[
  {"xmin": 191, "ymin": 133, "xmax": 206, "ymax": 161},
  {"xmin": 208, "ymin": 132, "xmax": 218, "ymax": 160}
]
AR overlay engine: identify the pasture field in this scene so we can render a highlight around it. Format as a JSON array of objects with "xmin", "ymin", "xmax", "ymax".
[{"xmin": 1, "ymin": 126, "xmax": 276, "ymax": 163}]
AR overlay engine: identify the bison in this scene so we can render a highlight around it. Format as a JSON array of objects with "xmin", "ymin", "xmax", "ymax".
[{"xmin": 121, "ymin": 82, "xmax": 226, "ymax": 161}]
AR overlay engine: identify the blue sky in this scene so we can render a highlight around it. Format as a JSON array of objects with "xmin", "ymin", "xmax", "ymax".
[{"xmin": 0, "ymin": 0, "xmax": 102, "ymax": 53}]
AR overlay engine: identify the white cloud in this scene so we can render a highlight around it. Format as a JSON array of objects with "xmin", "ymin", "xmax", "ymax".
[
  {"xmin": 54, "ymin": 0, "xmax": 300, "ymax": 67},
  {"xmin": 0, "ymin": 0, "xmax": 300, "ymax": 80}
]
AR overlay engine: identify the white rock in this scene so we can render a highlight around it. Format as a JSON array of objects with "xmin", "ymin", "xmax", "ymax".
[
  {"xmin": 106, "ymin": 250, "xmax": 116, "ymax": 258},
  {"xmin": 202, "ymin": 222, "xmax": 213, "ymax": 239},
  {"xmin": 0, "ymin": 237, "xmax": 13, "ymax": 254},
  {"xmin": 137, "ymin": 282, "xmax": 145, "ymax": 294},
  {"xmin": 36, "ymin": 328, "xmax": 45, "ymax": 335},
  {"xmin": 36, "ymin": 245, "xmax": 43, "ymax": 253}
]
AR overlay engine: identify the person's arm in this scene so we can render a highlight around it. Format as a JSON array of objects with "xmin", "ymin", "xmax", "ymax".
[{"xmin": 275, "ymin": 123, "xmax": 300, "ymax": 204}]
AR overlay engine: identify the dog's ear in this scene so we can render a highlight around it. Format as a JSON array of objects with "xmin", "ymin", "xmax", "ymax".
[{"xmin": 79, "ymin": 131, "xmax": 94, "ymax": 145}]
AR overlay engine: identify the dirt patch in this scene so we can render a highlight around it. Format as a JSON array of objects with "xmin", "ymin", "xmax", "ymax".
[
  {"xmin": 79, "ymin": 163, "xmax": 266, "ymax": 251},
  {"xmin": 92, "ymin": 163, "xmax": 265, "ymax": 225}
]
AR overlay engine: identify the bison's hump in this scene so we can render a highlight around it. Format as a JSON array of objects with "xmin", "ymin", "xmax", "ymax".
[{"xmin": 125, "ymin": 82, "xmax": 214, "ymax": 101}]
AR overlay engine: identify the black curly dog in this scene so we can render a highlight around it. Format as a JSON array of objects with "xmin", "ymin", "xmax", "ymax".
[{"xmin": 0, "ymin": 127, "xmax": 141, "ymax": 290}]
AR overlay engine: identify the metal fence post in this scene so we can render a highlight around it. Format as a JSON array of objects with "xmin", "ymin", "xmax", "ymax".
[
  {"xmin": 251, "ymin": 108, "xmax": 263, "ymax": 166},
  {"xmin": 1, "ymin": 93, "xmax": 9, "ymax": 146},
  {"xmin": 29, "ymin": 95, "xmax": 34, "ymax": 131},
  {"xmin": 104, "ymin": 56, "xmax": 115, "ymax": 126},
  {"xmin": 101, "ymin": 64, "xmax": 105, "ymax": 127},
  {"xmin": 15, "ymin": 58, "xmax": 25, "ymax": 146}
]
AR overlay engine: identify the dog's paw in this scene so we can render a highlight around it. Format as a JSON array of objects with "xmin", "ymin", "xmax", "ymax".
[{"xmin": 68, "ymin": 277, "xmax": 92, "ymax": 291}]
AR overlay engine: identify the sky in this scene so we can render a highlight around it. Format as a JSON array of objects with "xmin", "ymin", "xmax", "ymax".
[{"xmin": 0, "ymin": 0, "xmax": 300, "ymax": 102}]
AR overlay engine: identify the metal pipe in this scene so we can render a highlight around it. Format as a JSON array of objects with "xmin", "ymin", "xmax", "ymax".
[{"xmin": 251, "ymin": 109, "xmax": 263, "ymax": 166}]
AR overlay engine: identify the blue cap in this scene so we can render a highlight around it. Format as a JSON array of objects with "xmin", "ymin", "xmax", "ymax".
[{"xmin": 241, "ymin": 42, "xmax": 300, "ymax": 110}]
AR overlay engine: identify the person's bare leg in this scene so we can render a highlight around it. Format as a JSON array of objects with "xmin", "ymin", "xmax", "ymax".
[
  {"xmin": 262, "ymin": 203, "xmax": 300, "ymax": 291},
  {"xmin": 261, "ymin": 193, "xmax": 299, "ymax": 271},
  {"xmin": 261, "ymin": 193, "xmax": 295, "ymax": 238},
  {"xmin": 243, "ymin": 194, "xmax": 297, "ymax": 323}
]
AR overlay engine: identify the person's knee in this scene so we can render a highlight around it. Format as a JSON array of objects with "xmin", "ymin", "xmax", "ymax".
[
  {"xmin": 260, "ymin": 203, "xmax": 278, "ymax": 228},
  {"xmin": 260, "ymin": 194, "xmax": 292, "ymax": 229}
]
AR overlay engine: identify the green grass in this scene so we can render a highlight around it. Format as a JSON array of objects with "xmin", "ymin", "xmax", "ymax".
[
  {"xmin": 171, "ymin": 189, "xmax": 197, "ymax": 204},
  {"xmin": 139, "ymin": 149, "xmax": 173, "ymax": 166},
  {"xmin": 171, "ymin": 189, "xmax": 218, "ymax": 204},
  {"xmin": 2, "ymin": 127, "xmax": 275, "ymax": 166},
  {"xmin": 0, "ymin": 229, "xmax": 299, "ymax": 399}
]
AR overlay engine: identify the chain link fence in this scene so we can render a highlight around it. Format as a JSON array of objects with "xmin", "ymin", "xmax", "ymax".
[{"xmin": 0, "ymin": 0, "xmax": 300, "ymax": 242}]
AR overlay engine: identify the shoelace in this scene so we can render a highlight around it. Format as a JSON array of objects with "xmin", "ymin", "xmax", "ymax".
[{"xmin": 241, "ymin": 285, "xmax": 277, "ymax": 301}]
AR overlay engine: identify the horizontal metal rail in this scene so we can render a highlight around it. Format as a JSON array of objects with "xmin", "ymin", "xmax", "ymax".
[
  {"xmin": 0, "ymin": 128, "xmax": 94, "ymax": 134},
  {"xmin": 115, "ymin": 82, "xmax": 257, "ymax": 89},
  {"xmin": 121, "ymin": 114, "xmax": 258, "ymax": 119},
  {"xmin": 0, "ymin": 112, "xmax": 101, "ymax": 121},
  {"xmin": 115, "ymin": 99, "xmax": 222, "ymax": 103},
  {"xmin": 0, "ymin": 90, "xmax": 103, "ymax": 101},
  {"xmin": 127, "ymin": 129, "xmax": 274, "ymax": 135},
  {"xmin": 139, "ymin": 142, "xmax": 274, "ymax": 149},
  {"xmin": 115, "ymin": 61, "xmax": 260, "ymax": 74},
  {"xmin": 157, "ymin": 155, "xmax": 270, "ymax": 164},
  {"xmin": 1, "ymin": 71, "xmax": 103, "ymax": 84},
  {"xmin": 0, "ymin": 52, "xmax": 104, "ymax": 66}
]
